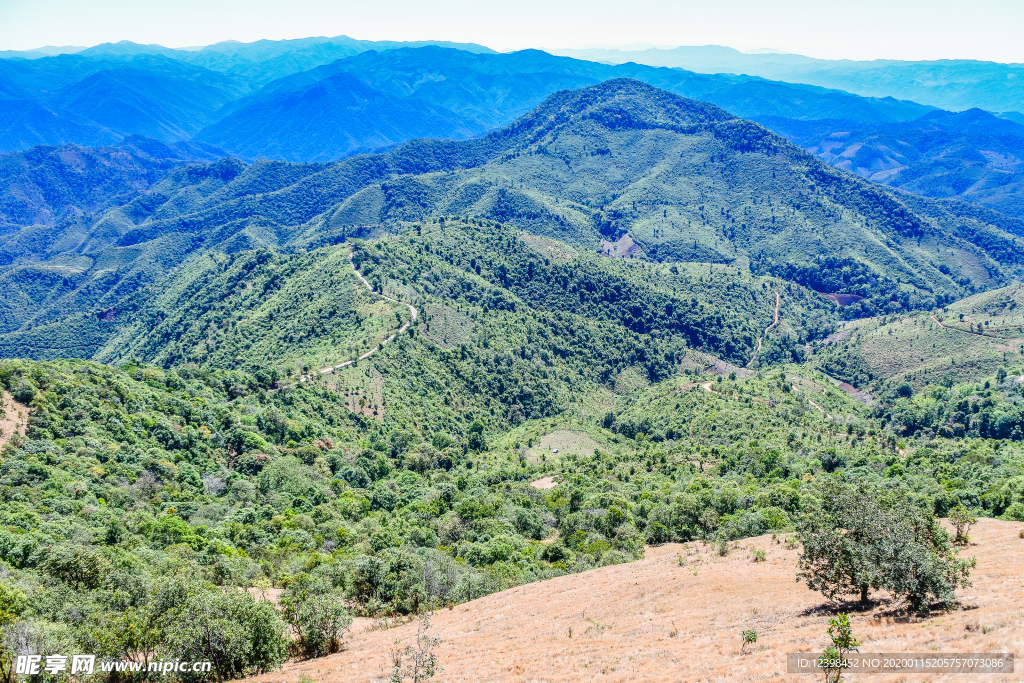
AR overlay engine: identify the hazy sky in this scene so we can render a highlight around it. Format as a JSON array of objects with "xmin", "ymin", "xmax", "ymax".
[{"xmin": 1, "ymin": 0, "xmax": 1022, "ymax": 62}]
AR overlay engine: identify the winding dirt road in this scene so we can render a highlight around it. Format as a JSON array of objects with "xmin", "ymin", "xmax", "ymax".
[
  {"xmin": 302, "ymin": 250, "xmax": 418, "ymax": 380},
  {"xmin": 746, "ymin": 291, "xmax": 780, "ymax": 367}
]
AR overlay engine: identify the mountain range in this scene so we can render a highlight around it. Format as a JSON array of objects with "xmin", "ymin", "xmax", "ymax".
[
  {"xmin": 756, "ymin": 108, "xmax": 1024, "ymax": 219},
  {"xmin": 1, "ymin": 44, "xmax": 935, "ymax": 157},
  {"xmin": 6, "ymin": 39, "xmax": 1024, "ymax": 218},
  {"xmin": 552, "ymin": 44, "xmax": 1024, "ymax": 116},
  {"xmin": 0, "ymin": 56, "xmax": 1023, "ymax": 676},
  {"xmin": 2, "ymin": 79, "xmax": 1023, "ymax": 362}
]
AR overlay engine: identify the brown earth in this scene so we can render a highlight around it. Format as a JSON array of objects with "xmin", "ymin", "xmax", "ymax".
[
  {"xmin": 0, "ymin": 391, "xmax": 28, "ymax": 449},
  {"xmin": 242, "ymin": 518, "xmax": 1023, "ymax": 683},
  {"xmin": 823, "ymin": 293, "xmax": 865, "ymax": 307},
  {"xmin": 599, "ymin": 233, "xmax": 642, "ymax": 259}
]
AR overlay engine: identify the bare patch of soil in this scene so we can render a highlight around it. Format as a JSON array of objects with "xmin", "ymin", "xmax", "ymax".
[
  {"xmin": 419, "ymin": 304, "xmax": 475, "ymax": 350},
  {"xmin": 0, "ymin": 391, "xmax": 29, "ymax": 449},
  {"xmin": 822, "ymin": 328, "xmax": 852, "ymax": 344},
  {"xmin": 526, "ymin": 430, "xmax": 604, "ymax": 463},
  {"xmin": 600, "ymin": 233, "xmax": 642, "ymax": 258},
  {"xmin": 520, "ymin": 233, "xmax": 578, "ymax": 263},
  {"xmin": 243, "ymin": 518, "xmax": 1023, "ymax": 683},
  {"xmin": 529, "ymin": 476, "xmax": 558, "ymax": 490},
  {"xmin": 823, "ymin": 293, "xmax": 865, "ymax": 306},
  {"xmin": 330, "ymin": 366, "xmax": 385, "ymax": 420},
  {"xmin": 708, "ymin": 359, "xmax": 753, "ymax": 379}
]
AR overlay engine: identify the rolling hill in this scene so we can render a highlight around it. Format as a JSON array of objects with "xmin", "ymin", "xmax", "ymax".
[
  {"xmin": 552, "ymin": 45, "xmax": 1024, "ymax": 115},
  {"xmin": 0, "ymin": 135, "xmax": 227, "ymax": 231},
  {"xmin": 2, "ymin": 79, "xmax": 1024, "ymax": 361},
  {"xmin": 760, "ymin": 108, "xmax": 1024, "ymax": 219},
  {"xmin": 242, "ymin": 519, "xmax": 1024, "ymax": 683}
]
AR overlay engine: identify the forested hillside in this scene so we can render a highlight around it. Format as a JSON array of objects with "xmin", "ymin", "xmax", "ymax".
[
  {"xmin": 0, "ymin": 78, "xmax": 1023, "ymax": 678},
  {"xmin": 760, "ymin": 109, "xmax": 1024, "ymax": 220},
  {"xmin": 3, "ymin": 79, "xmax": 1024, "ymax": 363}
]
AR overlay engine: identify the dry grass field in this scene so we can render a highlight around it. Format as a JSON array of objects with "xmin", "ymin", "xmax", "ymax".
[{"xmin": 243, "ymin": 518, "xmax": 1023, "ymax": 683}]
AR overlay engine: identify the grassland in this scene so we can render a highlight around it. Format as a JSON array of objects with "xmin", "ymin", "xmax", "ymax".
[{"xmin": 817, "ymin": 283, "xmax": 1024, "ymax": 392}]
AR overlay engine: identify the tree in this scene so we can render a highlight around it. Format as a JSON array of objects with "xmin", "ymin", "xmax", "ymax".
[
  {"xmin": 949, "ymin": 505, "xmax": 977, "ymax": 546},
  {"xmin": 92, "ymin": 606, "xmax": 163, "ymax": 677},
  {"xmin": 797, "ymin": 478, "xmax": 886, "ymax": 603},
  {"xmin": 161, "ymin": 586, "xmax": 288, "ymax": 683},
  {"xmin": 798, "ymin": 478, "xmax": 975, "ymax": 608},
  {"xmin": 280, "ymin": 582, "xmax": 353, "ymax": 659}
]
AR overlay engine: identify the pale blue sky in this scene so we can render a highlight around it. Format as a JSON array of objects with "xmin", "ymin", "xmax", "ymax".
[{"xmin": 1, "ymin": 0, "xmax": 1022, "ymax": 62}]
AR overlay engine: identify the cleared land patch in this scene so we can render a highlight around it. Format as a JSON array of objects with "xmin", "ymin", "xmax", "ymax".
[
  {"xmin": 526, "ymin": 429, "xmax": 605, "ymax": 462},
  {"xmin": 819, "ymin": 286, "xmax": 1024, "ymax": 390},
  {"xmin": 0, "ymin": 391, "xmax": 28, "ymax": 449}
]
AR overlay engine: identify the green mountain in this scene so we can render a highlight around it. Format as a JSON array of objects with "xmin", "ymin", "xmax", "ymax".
[
  {"xmin": 1, "ymin": 78, "xmax": 1024, "ymax": 675},
  {"xmin": 0, "ymin": 135, "xmax": 226, "ymax": 231},
  {"xmin": 3, "ymin": 79, "xmax": 1024, "ymax": 362}
]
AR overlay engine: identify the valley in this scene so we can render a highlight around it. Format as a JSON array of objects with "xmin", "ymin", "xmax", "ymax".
[{"xmin": 0, "ymin": 68, "xmax": 1021, "ymax": 683}]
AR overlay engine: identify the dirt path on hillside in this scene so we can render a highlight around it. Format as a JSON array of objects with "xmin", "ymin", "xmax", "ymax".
[
  {"xmin": 243, "ymin": 518, "xmax": 1024, "ymax": 683},
  {"xmin": 747, "ymin": 291, "xmax": 780, "ymax": 367},
  {"xmin": 930, "ymin": 314, "xmax": 997, "ymax": 338},
  {"xmin": 302, "ymin": 251, "xmax": 419, "ymax": 380}
]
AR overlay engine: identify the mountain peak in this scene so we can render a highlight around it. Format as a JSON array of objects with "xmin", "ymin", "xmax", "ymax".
[{"xmin": 504, "ymin": 78, "xmax": 736, "ymax": 141}]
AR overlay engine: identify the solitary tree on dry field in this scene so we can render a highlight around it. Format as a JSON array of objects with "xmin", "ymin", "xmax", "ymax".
[
  {"xmin": 949, "ymin": 504, "xmax": 977, "ymax": 546},
  {"xmin": 797, "ymin": 477, "xmax": 975, "ymax": 609}
]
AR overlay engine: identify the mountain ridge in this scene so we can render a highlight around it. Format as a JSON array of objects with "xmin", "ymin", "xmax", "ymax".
[{"xmin": 1, "ymin": 79, "xmax": 1023, "ymax": 361}]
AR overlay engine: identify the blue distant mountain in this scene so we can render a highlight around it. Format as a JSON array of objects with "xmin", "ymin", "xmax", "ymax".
[
  {"xmin": 552, "ymin": 45, "xmax": 1024, "ymax": 114},
  {"xmin": 758, "ymin": 108, "xmax": 1024, "ymax": 219},
  {"xmin": 194, "ymin": 46, "xmax": 935, "ymax": 161},
  {"xmin": 1, "ymin": 38, "xmax": 1022, "ymax": 218},
  {"xmin": 2, "ymin": 42, "xmax": 934, "ymax": 156}
]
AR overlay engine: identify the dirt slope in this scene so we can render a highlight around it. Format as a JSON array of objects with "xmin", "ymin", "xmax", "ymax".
[{"xmin": 245, "ymin": 519, "xmax": 1023, "ymax": 683}]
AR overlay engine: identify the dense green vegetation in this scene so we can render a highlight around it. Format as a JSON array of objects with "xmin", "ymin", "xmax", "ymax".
[
  {"xmin": 1, "ymin": 250, "xmax": 1022, "ymax": 675},
  {"xmin": 0, "ymin": 79, "xmax": 1023, "ymax": 680},
  {"xmin": 3, "ymin": 80, "xmax": 1024, "ymax": 360}
]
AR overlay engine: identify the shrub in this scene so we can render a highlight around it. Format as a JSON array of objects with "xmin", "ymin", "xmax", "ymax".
[
  {"xmin": 740, "ymin": 629, "xmax": 757, "ymax": 653},
  {"xmin": 280, "ymin": 584, "xmax": 353, "ymax": 659},
  {"xmin": 162, "ymin": 585, "xmax": 288, "ymax": 683},
  {"xmin": 0, "ymin": 583, "xmax": 26, "ymax": 626},
  {"xmin": 1002, "ymin": 502, "xmax": 1024, "ymax": 521},
  {"xmin": 389, "ymin": 613, "xmax": 442, "ymax": 682},
  {"xmin": 11, "ymin": 379, "xmax": 35, "ymax": 404},
  {"xmin": 818, "ymin": 614, "xmax": 859, "ymax": 683}
]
